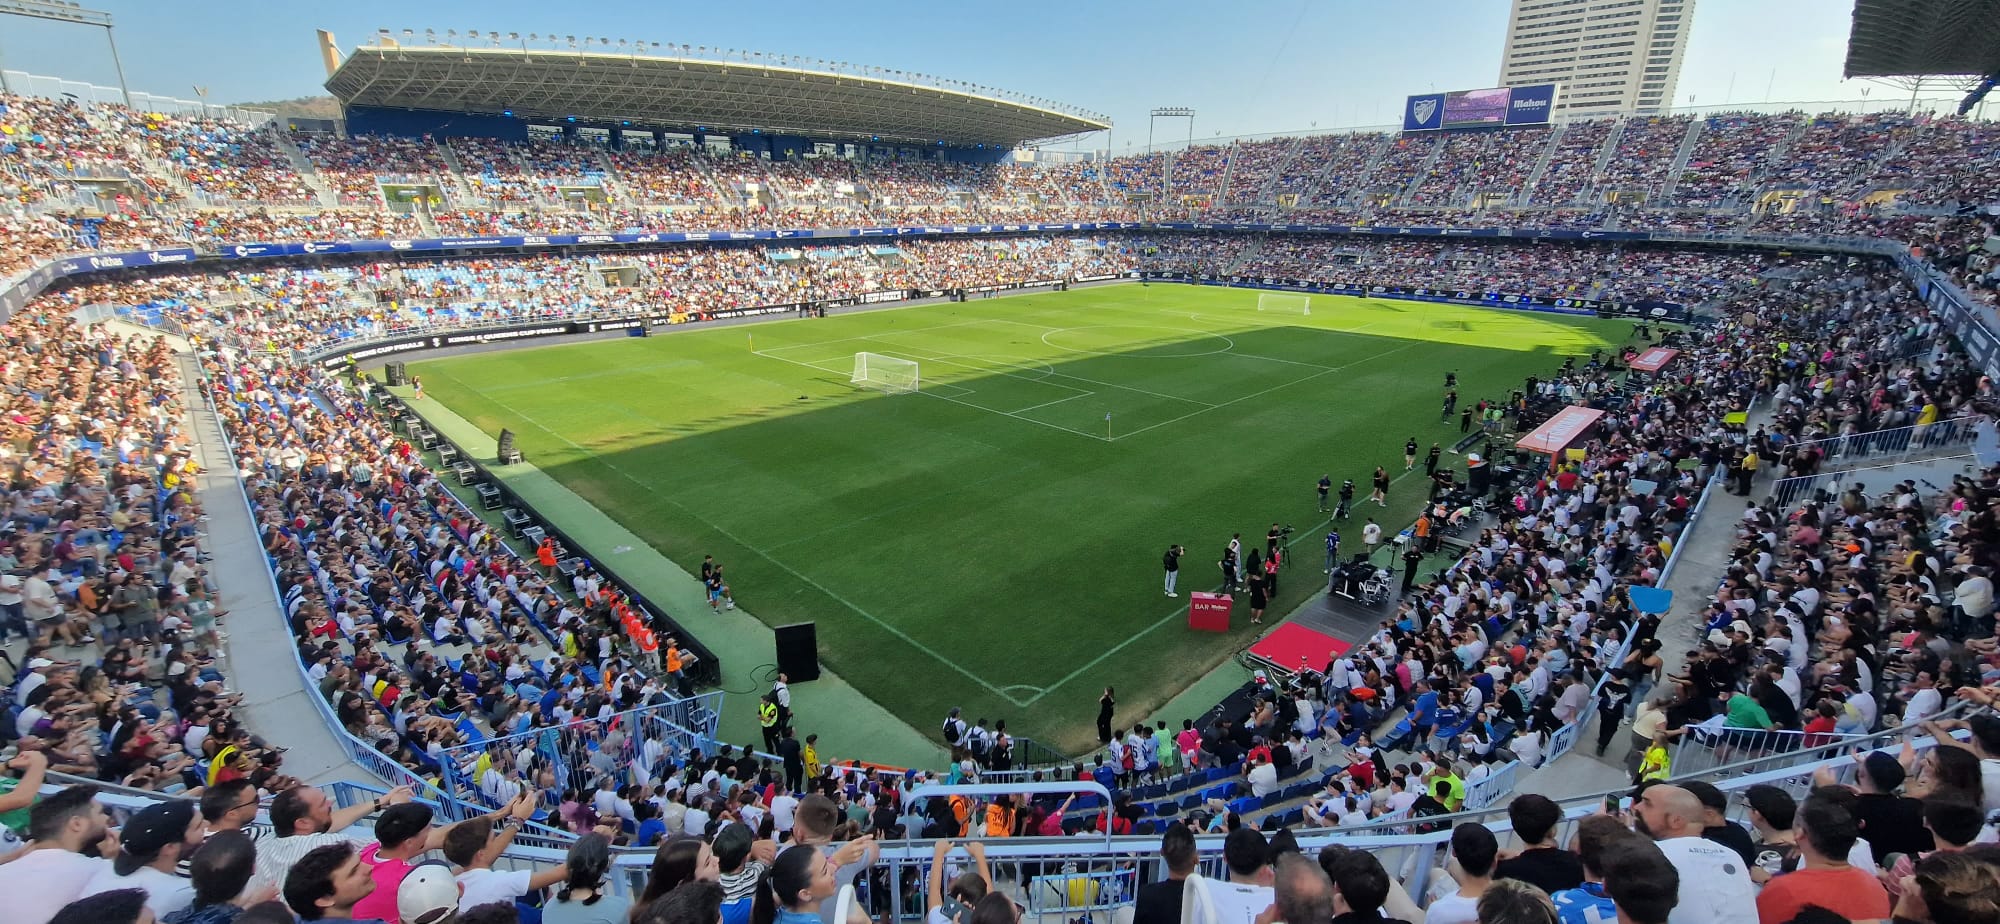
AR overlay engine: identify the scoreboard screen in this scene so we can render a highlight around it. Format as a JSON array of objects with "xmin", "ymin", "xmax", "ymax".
[{"xmin": 1404, "ymin": 83, "xmax": 1559, "ymax": 132}]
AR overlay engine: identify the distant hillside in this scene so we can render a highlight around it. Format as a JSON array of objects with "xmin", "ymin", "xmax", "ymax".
[{"xmin": 235, "ymin": 95, "xmax": 342, "ymax": 120}]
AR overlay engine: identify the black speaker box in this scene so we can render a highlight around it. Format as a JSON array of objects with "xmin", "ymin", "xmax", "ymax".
[
  {"xmin": 774, "ymin": 622, "xmax": 820, "ymax": 682},
  {"xmin": 385, "ymin": 361, "xmax": 408, "ymax": 386}
]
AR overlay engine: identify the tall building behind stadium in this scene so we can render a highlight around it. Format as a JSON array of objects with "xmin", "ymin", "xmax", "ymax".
[{"xmin": 1498, "ymin": 0, "xmax": 1695, "ymax": 115}]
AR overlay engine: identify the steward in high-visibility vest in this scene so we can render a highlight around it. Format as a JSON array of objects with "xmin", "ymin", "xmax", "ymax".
[
  {"xmin": 758, "ymin": 695, "xmax": 781, "ymax": 752},
  {"xmin": 1638, "ymin": 738, "xmax": 1671, "ymax": 783}
]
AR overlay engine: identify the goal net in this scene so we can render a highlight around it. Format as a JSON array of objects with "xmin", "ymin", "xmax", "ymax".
[
  {"xmin": 1257, "ymin": 292, "xmax": 1311, "ymax": 314},
  {"xmin": 851, "ymin": 352, "xmax": 920, "ymax": 394}
]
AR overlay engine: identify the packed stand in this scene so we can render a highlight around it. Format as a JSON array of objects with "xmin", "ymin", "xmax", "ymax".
[
  {"xmin": 1593, "ymin": 115, "xmax": 1693, "ymax": 202},
  {"xmin": 1164, "ymin": 145, "xmax": 1229, "ymax": 202},
  {"xmin": 1295, "ymin": 133, "xmax": 1389, "ymax": 208},
  {"xmin": 1218, "ymin": 137, "xmax": 1293, "ymax": 207},
  {"xmin": 1863, "ymin": 117, "xmax": 2000, "ymax": 207},
  {"xmin": 1105, "ymin": 152, "xmax": 1168, "ymax": 200},
  {"xmin": 295, "ymin": 134, "xmax": 454, "ymax": 207},
  {"xmin": 447, "ymin": 137, "xmax": 546, "ymax": 204},
  {"xmin": 179, "ymin": 208, "xmax": 419, "ymax": 245},
  {"xmin": 605, "ymin": 147, "xmax": 727, "ymax": 205},
  {"xmin": 1670, "ymin": 113, "xmax": 1802, "ymax": 206},
  {"xmin": 1358, "ymin": 134, "xmax": 1441, "ymax": 203},
  {"xmin": 1770, "ymin": 112, "xmax": 1921, "ymax": 197},
  {"xmin": 1409, "ymin": 128, "xmax": 1553, "ymax": 207},
  {"xmin": 128, "ymin": 114, "xmax": 320, "ymax": 205},
  {"xmin": 1527, "ymin": 119, "xmax": 1616, "ymax": 207}
]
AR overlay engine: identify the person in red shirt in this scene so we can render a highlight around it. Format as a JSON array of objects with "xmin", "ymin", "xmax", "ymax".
[
  {"xmin": 1800, "ymin": 701, "xmax": 1840, "ymax": 747},
  {"xmin": 1755, "ymin": 789, "xmax": 1890, "ymax": 924}
]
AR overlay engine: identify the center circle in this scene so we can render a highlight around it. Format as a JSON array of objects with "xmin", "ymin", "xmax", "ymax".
[{"xmin": 1039, "ymin": 325, "xmax": 1236, "ymax": 357}]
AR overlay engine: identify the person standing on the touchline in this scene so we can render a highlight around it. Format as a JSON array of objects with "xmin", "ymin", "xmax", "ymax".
[
  {"xmin": 1162, "ymin": 545, "xmax": 1183, "ymax": 598},
  {"xmin": 1098, "ymin": 687, "xmax": 1116, "ymax": 745}
]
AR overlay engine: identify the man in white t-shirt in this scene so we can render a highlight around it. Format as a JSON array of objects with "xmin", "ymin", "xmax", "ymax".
[
  {"xmin": 442, "ymin": 814, "xmax": 570, "ymax": 910},
  {"xmin": 254, "ymin": 784, "xmax": 414, "ymax": 893},
  {"xmin": 1185, "ymin": 827, "xmax": 1274, "ymax": 924},
  {"xmin": 1900, "ymin": 672, "xmax": 1944, "ymax": 725},
  {"xmin": 1633, "ymin": 785, "xmax": 1756, "ymax": 924},
  {"xmin": 1424, "ymin": 823, "xmax": 1495, "ymax": 924},
  {"xmin": 0, "ymin": 784, "xmax": 113, "ymax": 924},
  {"xmin": 1245, "ymin": 756, "xmax": 1279, "ymax": 799},
  {"xmin": 80, "ymin": 800, "xmax": 202, "ymax": 918},
  {"xmin": 770, "ymin": 791, "xmax": 800, "ymax": 837}
]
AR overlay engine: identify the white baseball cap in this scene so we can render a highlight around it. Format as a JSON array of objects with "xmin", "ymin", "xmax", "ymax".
[
  {"xmin": 398, "ymin": 863, "xmax": 462, "ymax": 924},
  {"xmin": 26, "ymin": 658, "xmax": 54, "ymax": 670}
]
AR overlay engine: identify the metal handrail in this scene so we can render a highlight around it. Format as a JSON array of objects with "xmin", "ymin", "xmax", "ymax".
[
  {"xmin": 906, "ymin": 781, "xmax": 1117, "ymax": 850},
  {"xmin": 188, "ymin": 358, "xmax": 450, "ymax": 802}
]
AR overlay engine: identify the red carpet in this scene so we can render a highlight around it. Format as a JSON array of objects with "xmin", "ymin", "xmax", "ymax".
[{"xmin": 1246, "ymin": 622, "xmax": 1352, "ymax": 676}]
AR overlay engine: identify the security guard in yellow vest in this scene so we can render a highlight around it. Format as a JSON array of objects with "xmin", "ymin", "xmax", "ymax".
[{"xmin": 758, "ymin": 694, "xmax": 781, "ymax": 753}]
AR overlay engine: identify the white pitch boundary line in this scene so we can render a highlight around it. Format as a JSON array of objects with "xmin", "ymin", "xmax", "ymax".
[
  {"xmin": 425, "ymin": 367, "xmax": 1039, "ymax": 708},
  {"xmin": 748, "ymin": 318, "xmax": 997, "ymax": 358},
  {"xmin": 1106, "ymin": 341, "xmax": 1421, "ymax": 442},
  {"xmin": 862, "ymin": 322, "xmax": 1224, "ymax": 408},
  {"xmin": 1021, "ymin": 464, "xmax": 1435, "ymax": 706},
  {"xmin": 872, "ymin": 347, "xmax": 1212, "ymax": 410},
  {"xmin": 754, "ymin": 344, "xmax": 1112, "ymax": 442},
  {"xmin": 1007, "ymin": 392, "xmax": 1093, "ymax": 415},
  {"xmin": 985, "ymin": 304, "xmax": 1346, "ymax": 372}
]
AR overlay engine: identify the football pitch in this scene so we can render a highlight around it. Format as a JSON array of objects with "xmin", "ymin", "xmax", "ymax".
[{"xmin": 414, "ymin": 284, "xmax": 1627, "ymax": 753}]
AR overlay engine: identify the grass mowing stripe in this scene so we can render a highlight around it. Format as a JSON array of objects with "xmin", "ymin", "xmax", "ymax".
[
  {"xmin": 1019, "ymin": 464, "xmax": 1435, "ymax": 705},
  {"xmin": 426, "ymin": 366, "xmax": 1035, "ymax": 707},
  {"xmin": 416, "ymin": 285, "xmax": 1628, "ymax": 750},
  {"xmin": 1106, "ymin": 341, "xmax": 1420, "ymax": 442},
  {"xmin": 755, "ymin": 345, "xmax": 1114, "ymax": 442}
]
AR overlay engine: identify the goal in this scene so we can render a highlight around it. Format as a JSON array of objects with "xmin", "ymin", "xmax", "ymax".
[
  {"xmin": 1256, "ymin": 292, "xmax": 1312, "ymax": 314},
  {"xmin": 851, "ymin": 352, "xmax": 920, "ymax": 394}
]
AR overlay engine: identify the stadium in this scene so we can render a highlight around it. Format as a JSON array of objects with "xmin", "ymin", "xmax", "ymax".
[{"xmin": 3, "ymin": 0, "xmax": 2000, "ymax": 922}]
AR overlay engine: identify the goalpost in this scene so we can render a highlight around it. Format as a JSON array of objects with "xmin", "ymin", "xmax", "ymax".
[
  {"xmin": 1256, "ymin": 292, "xmax": 1312, "ymax": 315},
  {"xmin": 851, "ymin": 352, "xmax": 920, "ymax": 394}
]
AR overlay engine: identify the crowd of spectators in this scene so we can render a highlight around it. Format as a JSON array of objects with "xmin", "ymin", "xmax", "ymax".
[
  {"xmin": 447, "ymin": 137, "xmax": 550, "ymax": 204},
  {"xmin": 1297, "ymin": 134, "xmax": 1391, "ymax": 209},
  {"xmin": 294, "ymin": 134, "xmax": 454, "ymax": 207},
  {"xmin": 3, "ymin": 210, "xmax": 2000, "ymax": 924},
  {"xmin": 10, "ymin": 101, "xmax": 2000, "ymax": 289},
  {"xmin": 1595, "ymin": 116, "xmax": 1694, "ymax": 201},
  {"xmin": 1670, "ymin": 113, "xmax": 1802, "ymax": 207},
  {"xmin": 1409, "ymin": 129, "xmax": 1551, "ymax": 208},
  {"xmin": 1163, "ymin": 145, "xmax": 1230, "ymax": 203},
  {"xmin": 1219, "ymin": 137, "xmax": 1293, "ymax": 207},
  {"xmin": 605, "ymin": 147, "xmax": 727, "ymax": 205},
  {"xmin": 1530, "ymin": 119, "xmax": 1616, "ymax": 207},
  {"xmin": 126, "ymin": 113, "xmax": 319, "ymax": 206},
  {"xmin": 1359, "ymin": 135, "xmax": 1441, "ymax": 204},
  {"xmin": 1861, "ymin": 117, "xmax": 2000, "ymax": 207}
]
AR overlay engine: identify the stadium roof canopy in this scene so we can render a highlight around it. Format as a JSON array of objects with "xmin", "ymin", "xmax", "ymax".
[
  {"xmin": 325, "ymin": 44, "xmax": 1110, "ymax": 147},
  {"xmin": 1844, "ymin": 0, "xmax": 2000, "ymax": 77}
]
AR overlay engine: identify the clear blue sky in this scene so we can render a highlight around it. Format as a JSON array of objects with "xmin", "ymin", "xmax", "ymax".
[{"xmin": 1, "ymin": 0, "xmax": 1884, "ymax": 146}]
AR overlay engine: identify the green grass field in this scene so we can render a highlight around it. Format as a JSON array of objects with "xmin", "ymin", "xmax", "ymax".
[{"xmin": 415, "ymin": 285, "xmax": 1626, "ymax": 753}]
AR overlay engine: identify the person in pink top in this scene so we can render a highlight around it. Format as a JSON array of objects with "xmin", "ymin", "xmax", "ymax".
[
  {"xmin": 352, "ymin": 793, "xmax": 537, "ymax": 923},
  {"xmin": 1175, "ymin": 720, "xmax": 1203, "ymax": 769}
]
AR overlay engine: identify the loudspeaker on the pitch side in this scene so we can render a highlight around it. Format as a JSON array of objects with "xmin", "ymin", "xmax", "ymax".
[{"xmin": 775, "ymin": 622, "xmax": 820, "ymax": 683}]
